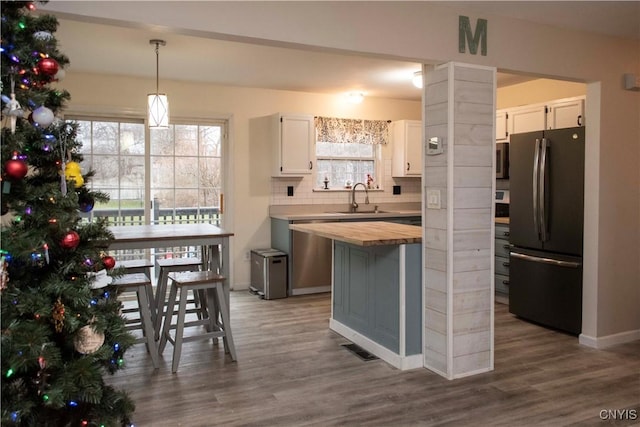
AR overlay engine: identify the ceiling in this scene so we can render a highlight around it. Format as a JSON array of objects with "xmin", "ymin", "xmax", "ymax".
[{"xmin": 42, "ymin": 2, "xmax": 640, "ymax": 102}]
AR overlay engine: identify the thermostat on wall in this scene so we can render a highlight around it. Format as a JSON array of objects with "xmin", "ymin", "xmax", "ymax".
[{"xmin": 427, "ymin": 136, "xmax": 444, "ymax": 155}]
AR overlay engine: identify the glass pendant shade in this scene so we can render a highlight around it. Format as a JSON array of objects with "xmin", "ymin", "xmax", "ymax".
[{"xmin": 148, "ymin": 93, "xmax": 169, "ymax": 128}]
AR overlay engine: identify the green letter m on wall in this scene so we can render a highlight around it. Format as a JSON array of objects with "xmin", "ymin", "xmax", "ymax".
[{"xmin": 459, "ymin": 16, "xmax": 487, "ymax": 56}]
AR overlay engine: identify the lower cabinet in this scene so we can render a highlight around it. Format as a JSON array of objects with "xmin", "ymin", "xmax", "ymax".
[
  {"xmin": 332, "ymin": 241, "xmax": 422, "ymax": 356},
  {"xmin": 495, "ymin": 223, "xmax": 510, "ymax": 301}
]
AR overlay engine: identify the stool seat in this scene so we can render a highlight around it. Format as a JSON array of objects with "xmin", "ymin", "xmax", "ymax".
[
  {"xmin": 156, "ymin": 257, "xmax": 202, "ymax": 268},
  {"xmin": 159, "ymin": 271, "xmax": 236, "ymax": 373},
  {"xmin": 112, "ymin": 273, "xmax": 159, "ymax": 369},
  {"xmin": 116, "ymin": 259, "xmax": 154, "ymax": 270},
  {"xmin": 154, "ymin": 257, "xmax": 203, "ymax": 340}
]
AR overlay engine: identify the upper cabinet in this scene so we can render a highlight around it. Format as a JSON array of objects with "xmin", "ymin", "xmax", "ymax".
[
  {"xmin": 509, "ymin": 104, "xmax": 547, "ymax": 135},
  {"xmin": 546, "ymin": 97, "xmax": 585, "ymax": 130},
  {"xmin": 496, "ymin": 109, "xmax": 509, "ymax": 142},
  {"xmin": 391, "ymin": 120, "xmax": 422, "ymax": 177},
  {"xmin": 251, "ymin": 113, "xmax": 315, "ymax": 177},
  {"xmin": 496, "ymin": 96, "xmax": 585, "ymax": 142}
]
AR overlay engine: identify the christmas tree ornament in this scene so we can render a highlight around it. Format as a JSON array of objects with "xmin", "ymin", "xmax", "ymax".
[
  {"xmin": 4, "ymin": 153, "xmax": 28, "ymax": 180},
  {"xmin": 33, "ymin": 31, "xmax": 53, "ymax": 41},
  {"xmin": 31, "ymin": 105, "xmax": 54, "ymax": 127},
  {"xmin": 64, "ymin": 161, "xmax": 84, "ymax": 187},
  {"xmin": 102, "ymin": 255, "xmax": 116, "ymax": 270},
  {"xmin": 60, "ymin": 230, "xmax": 80, "ymax": 249},
  {"xmin": 37, "ymin": 57, "xmax": 59, "ymax": 76},
  {"xmin": 77, "ymin": 190, "xmax": 94, "ymax": 212},
  {"xmin": 2, "ymin": 93, "xmax": 24, "ymax": 134},
  {"xmin": 87, "ymin": 269, "xmax": 112, "ymax": 289},
  {"xmin": 74, "ymin": 324, "xmax": 105, "ymax": 355},
  {"xmin": 1, "ymin": 256, "xmax": 8, "ymax": 291},
  {"xmin": 52, "ymin": 298, "xmax": 65, "ymax": 333}
]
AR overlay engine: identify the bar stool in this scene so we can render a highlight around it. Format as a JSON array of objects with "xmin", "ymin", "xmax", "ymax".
[
  {"xmin": 116, "ymin": 258, "xmax": 156, "ymax": 325},
  {"xmin": 158, "ymin": 271, "xmax": 236, "ymax": 373},
  {"xmin": 111, "ymin": 273, "xmax": 159, "ymax": 369},
  {"xmin": 154, "ymin": 257, "xmax": 203, "ymax": 339}
]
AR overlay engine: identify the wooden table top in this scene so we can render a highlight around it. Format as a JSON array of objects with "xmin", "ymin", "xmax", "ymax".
[
  {"xmin": 109, "ymin": 223, "xmax": 233, "ymax": 247},
  {"xmin": 289, "ymin": 221, "xmax": 421, "ymax": 246}
]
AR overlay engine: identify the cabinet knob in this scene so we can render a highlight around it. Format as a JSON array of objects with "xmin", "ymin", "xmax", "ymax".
[
  {"xmin": 309, "ymin": 161, "xmax": 313, "ymax": 170},
  {"xmin": 503, "ymin": 231, "xmax": 510, "ymax": 237},
  {"xmin": 406, "ymin": 162, "xmax": 410, "ymax": 171},
  {"xmin": 577, "ymin": 115, "xmax": 583, "ymax": 126}
]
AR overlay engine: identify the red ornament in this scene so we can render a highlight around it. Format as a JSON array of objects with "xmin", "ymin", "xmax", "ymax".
[
  {"xmin": 60, "ymin": 231, "xmax": 80, "ymax": 250},
  {"xmin": 102, "ymin": 255, "xmax": 116, "ymax": 270},
  {"xmin": 37, "ymin": 57, "xmax": 59, "ymax": 76},
  {"xmin": 4, "ymin": 158, "xmax": 28, "ymax": 180}
]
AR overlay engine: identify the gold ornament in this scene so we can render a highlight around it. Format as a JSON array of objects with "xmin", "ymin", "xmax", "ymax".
[
  {"xmin": 52, "ymin": 297, "xmax": 65, "ymax": 333},
  {"xmin": 64, "ymin": 161, "xmax": 84, "ymax": 188},
  {"xmin": 74, "ymin": 324, "xmax": 105, "ymax": 354}
]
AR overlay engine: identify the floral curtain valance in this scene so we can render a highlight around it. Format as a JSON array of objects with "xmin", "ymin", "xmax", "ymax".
[{"xmin": 315, "ymin": 116, "xmax": 390, "ymax": 145}]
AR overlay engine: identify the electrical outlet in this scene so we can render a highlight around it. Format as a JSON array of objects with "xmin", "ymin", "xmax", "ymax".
[{"xmin": 244, "ymin": 251, "xmax": 251, "ymax": 261}]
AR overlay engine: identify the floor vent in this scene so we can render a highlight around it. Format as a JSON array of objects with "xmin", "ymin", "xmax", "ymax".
[{"xmin": 341, "ymin": 343, "xmax": 378, "ymax": 361}]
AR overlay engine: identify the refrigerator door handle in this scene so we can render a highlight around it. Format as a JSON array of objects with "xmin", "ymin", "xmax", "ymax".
[
  {"xmin": 510, "ymin": 251, "xmax": 581, "ymax": 268},
  {"xmin": 539, "ymin": 138, "xmax": 549, "ymax": 242},
  {"xmin": 532, "ymin": 138, "xmax": 541, "ymax": 239}
]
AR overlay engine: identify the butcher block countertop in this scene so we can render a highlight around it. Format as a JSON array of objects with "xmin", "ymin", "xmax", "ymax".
[{"xmin": 289, "ymin": 221, "xmax": 422, "ymax": 247}]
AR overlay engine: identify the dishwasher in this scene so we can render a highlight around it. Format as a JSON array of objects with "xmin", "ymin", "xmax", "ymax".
[{"xmin": 290, "ymin": 219, "xmax": 332, "ymax": 295}]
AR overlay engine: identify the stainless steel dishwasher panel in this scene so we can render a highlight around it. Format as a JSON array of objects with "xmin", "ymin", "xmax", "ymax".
[{"xmin": 291, "ymin": 221, "xmax": 332, "ymax": 295}]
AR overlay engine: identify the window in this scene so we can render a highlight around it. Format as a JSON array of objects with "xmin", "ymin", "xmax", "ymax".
[
  {"xmin": 150, "ymin": 123, "xmax": 223, "ymax": 225},
  {"xmin": 76, "ymin": 118, "xmax": 146, "ymax": 224},
  {"xmin": 314, "ymin": 116, "xmax": 388, "ymax": 189},
  {"xmin": 315, "ymin": 141, "xmax": 376, "ymax": 189}
]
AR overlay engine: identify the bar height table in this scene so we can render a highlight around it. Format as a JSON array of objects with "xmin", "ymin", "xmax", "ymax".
[{"xmin": 108, "ymin": 223, "xmax": 234, "ymax": 321}]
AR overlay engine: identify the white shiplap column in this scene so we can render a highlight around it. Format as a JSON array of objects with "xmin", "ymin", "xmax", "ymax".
[{"xmin": 422, "ymin": 62, "xmax": 496, "ymax": 379}]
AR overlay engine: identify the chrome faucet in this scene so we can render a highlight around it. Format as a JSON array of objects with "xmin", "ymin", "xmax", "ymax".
[{"xmin": 350, "ymin": 182, "xmax": 370, "ymax": 212}]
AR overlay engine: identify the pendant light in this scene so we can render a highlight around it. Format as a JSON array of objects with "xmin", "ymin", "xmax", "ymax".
[{"xmin": 148, "ymin": 39, "xmax": 169, "ymax": 128}]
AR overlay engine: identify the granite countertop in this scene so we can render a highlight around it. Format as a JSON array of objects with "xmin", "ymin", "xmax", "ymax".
[{"xmin": 289, "ymin": 221, "xmax": 422, "ymax": 246}]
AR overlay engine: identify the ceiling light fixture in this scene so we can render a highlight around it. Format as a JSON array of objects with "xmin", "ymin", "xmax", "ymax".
[
  {"xmin": 347, "ymin": 92, "xmax": 365, "ymax": 104},
  {"xmin": 148, "ymin": 39, "xmax": 169, "ymax": 128},
  {"xmin": 412, "ymin": 71, "xmax": 423, "ymax": 89}
]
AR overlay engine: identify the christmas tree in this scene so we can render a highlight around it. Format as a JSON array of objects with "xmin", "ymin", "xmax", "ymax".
[{"xmin": 1, "ymin": 2, "xmax": 136, "ymax": 425}]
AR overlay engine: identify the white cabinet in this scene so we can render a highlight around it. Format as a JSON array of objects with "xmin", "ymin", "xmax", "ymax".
[
  {"xmin": 495, "ymin": 109, "xmax": 509, "ymax": 142},
  {"xmin": 391, "ymin": 120, "xmax": 422, "ymax": 177},
  {"xmin": 496, "ymin": 96, "xmax": 586, "ymax": 142},
  {"xmin": 546, "ymin": 96, "xmax": 585, "ymax": 130},
  {"xmin": 508, "ymin": 104, "xmax": 547, "ymax": 135},
  {"xmin": 252, "ymin": 113, "xmax": 314, "ymax": 177}
]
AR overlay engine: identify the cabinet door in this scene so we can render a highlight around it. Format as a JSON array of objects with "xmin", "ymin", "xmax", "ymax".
[
  {"xmin": 547, "ymin": 97, "xmax": 585, "ymax": 130},
  {"xmin": 279, "ymin": 114, "xmax": 314, "ymax": 175},
  {"xmin": 405, "ymin": 121, "xmax": 422, "ymax": 175},
  {"xmin": 495, "ymin": 109, "xmax": 508, "ymax": 142},
  {"xmin": 391, "ymin": 120, "xmax": 422, "ymax": 177},
  {"xmin": 509, "ymin": 104, "xmax": 546, "ymax": 135}
]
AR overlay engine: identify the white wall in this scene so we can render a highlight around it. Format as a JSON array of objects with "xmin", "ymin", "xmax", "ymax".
[{"xmin": 45, "ymin": 1, "xmax": 640, "ymax": 342}]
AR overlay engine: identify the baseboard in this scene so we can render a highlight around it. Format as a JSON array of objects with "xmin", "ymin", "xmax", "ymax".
[
  {"xmin": 579, "ymin": 329, "xmax": 640, "ymax": 349},
  {"xmin": 330, "ymin": 319, "xmax": 422, "ymax": 371}
]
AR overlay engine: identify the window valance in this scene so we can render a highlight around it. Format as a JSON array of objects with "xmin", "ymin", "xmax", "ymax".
[{"xmin": 315, "ymin": 116, "xmax": 389, "ymax": 145}]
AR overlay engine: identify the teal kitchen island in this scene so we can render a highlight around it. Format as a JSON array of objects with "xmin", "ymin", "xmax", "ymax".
[{"xmin": 289, "ymin": 221, "xmax": 423, "ymax": 370}]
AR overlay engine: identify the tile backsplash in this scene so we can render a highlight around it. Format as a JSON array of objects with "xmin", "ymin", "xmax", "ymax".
[{"xmin": 271, "ymin": 159, "xmax": 421, "ymax": 205}]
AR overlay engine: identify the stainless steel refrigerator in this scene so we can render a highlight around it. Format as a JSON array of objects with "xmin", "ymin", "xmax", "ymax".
[{"xmin": 508, "ymin": 127, "xmax": 585, "ymax": 335}]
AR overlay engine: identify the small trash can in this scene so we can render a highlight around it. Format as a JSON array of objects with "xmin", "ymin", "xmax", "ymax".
[{"xmin": 250, "ymin": 249, "xmax": 288, "ymax": 300}]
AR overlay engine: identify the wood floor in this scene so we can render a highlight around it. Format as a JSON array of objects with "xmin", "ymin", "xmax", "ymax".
[{"xmin": 108, "ymin": 292, "xmax": 640, "ymax": 426}]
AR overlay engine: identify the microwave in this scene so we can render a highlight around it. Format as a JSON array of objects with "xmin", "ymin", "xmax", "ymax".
[{"xmin": 496, "ymin": 142, "xmax": 509, "ymax": 179}]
